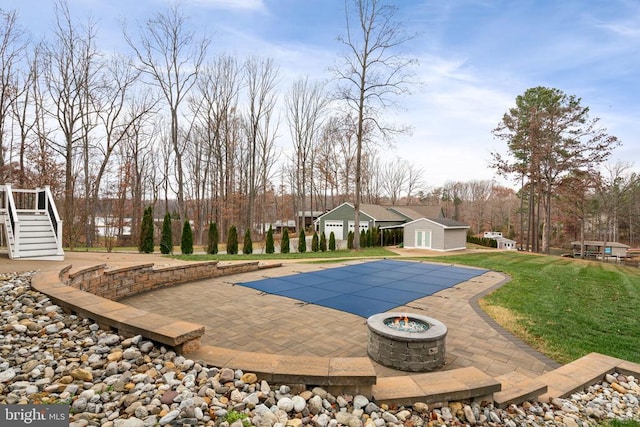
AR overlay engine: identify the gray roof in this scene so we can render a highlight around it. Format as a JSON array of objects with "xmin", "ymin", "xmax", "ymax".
[
  {"xmin": 359, "ymin": 204, "xmax": 406, "ymax": 221},
  {"xmin": 571, "ymin": 241, "xmax": 630, "ymax": 248},
  {"xmin": 390, "ymin": 205, "xmax": 443, "ymax": 220},
  {"xmin": 423, "ymin": 217, "xmax": 469, "ymax": 228}
]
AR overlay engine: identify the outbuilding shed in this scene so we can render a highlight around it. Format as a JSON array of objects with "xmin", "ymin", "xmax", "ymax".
[{"xmin": 402, "ymin": 217, "xmax": 469, "ymax": 251}]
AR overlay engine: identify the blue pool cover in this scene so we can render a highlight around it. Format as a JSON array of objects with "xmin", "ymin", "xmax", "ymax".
[{"xmin": 236, "ymin": 259, "xmax": 487, "ymax": 317}]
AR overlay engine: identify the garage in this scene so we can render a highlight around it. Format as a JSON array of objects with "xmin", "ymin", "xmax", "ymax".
[{"xmin": 324, "ymin": 220, "xmax": 344, "ymax": 240}]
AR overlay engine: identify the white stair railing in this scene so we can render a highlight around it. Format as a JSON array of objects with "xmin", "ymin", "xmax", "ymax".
[
  {"xmin": 36, "ymin": 185, "xmax": 64, "ymax": 256},
  {"xmin": 3, "ymin": 183, "xmax": 21, "ymax": 258}
]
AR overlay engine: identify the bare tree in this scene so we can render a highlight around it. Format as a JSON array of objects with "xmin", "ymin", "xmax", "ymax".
[
  {"xmin": 243, "ymin": 56, "xmax": 279, "ymax": 234},
  {"xmin": 124, "ymin": 4, "xmax": 209, "ymax": 222},
  {"xmin": 0, "ymin": 8, "xmax": 28, "ymax": 178},
  {"xmin": 41, "ymin": 0, "xmax": 102, "ymax": 248},
  {"xmin": 333, "ymin": 0, "xmax": 416, "ymax": 249},
  {"xmin": 595, "ymin": 162, "xmax": 635, "ymax": 249},
  {"xmin": 285, "ymin": 76, "xmax": 328, "ymax": 231},
  {"xmin": 380, "ymin": 157, "xmax": 407, "ymax": 204},
  {"xmin": 190, "ymin": 55, "xmax": 242, "ymax": 240},
  {"xmin": 85, "ymin": 56, "xmax": 153, "ymax": 247}
]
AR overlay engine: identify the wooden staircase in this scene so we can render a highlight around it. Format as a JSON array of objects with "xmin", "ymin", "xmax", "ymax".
[{"xmin": 1, "ymin": 184, "xmax": 64, "ymax": 261}]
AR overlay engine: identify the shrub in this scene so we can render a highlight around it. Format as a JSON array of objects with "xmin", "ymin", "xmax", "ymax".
[
  {"xmin": 329, "ymin": 231, "xmax": 336, "ymax": 251},
  {"xmin": 139, "ymin": 206, "xmax": 154, "ymax": 253},
  {"xmin": 243, "ymin": 229, "xmax": 253, "ymax": 254},
  {"xmin": 320, "ymin": 231, "xmax": 327, "ymax": 252},
  {"xmin": 298, "ymin": 230, "xmax": 306, "ymax": 253},
  {"xmin": 467, "ymin": 235, "xmax": 498, "ymax": 248},
  {"xmin": 311, "ymin": 232, "xmax": 319, "ymax": 252},
  {"xmin": 227, "ymin": 225, "xmax": 238, "ymax": 254},
  {"xmin": 206, "ymin": 222, "xmax": 218, "ymax": 254},
  {"xmin": 181, "ymin": 220, "xmax": 194, "ymax": 255},
  {"xmin": 265, "ymin": 226, "xmax": 275, "ymax": 254},
  {"xmin": 366, "ymin": 228, "xmax": 373, "ymax": 247},
  {"xmin": 347, "ymin": 230, "xmax": 354, "ymax": 249},
  {"xmin": 360, "ymin": 229, "xmax": 367, "ymax": 248},
  {"xmin": 371, "ymin": 226, "xmax": 380, "ymax": 246},
  {"xmin": 281, "ymin": 228, "xmax": 290, "ymax": 253},
  {"xmin": 160, "ymin": 212, "xmax": 172, "ymax": 254}
]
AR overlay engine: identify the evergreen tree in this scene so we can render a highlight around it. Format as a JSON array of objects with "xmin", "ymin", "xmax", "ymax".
[
  {"xmin": 347, "ymin": 230, "xmax": 354, "ymax": 249},
  {"xmin": 265, "ymin": 226, "xmax": 275, "ymax": 254},
  {"xmin": 372, "ymin": 226, "xmax": 380, "ymax": 247},
  {"xmin": 329, "ymin": 231, "xmax": 336, "ymax": 251},
  {"xmin": 181, "ymin": 220, "xmax": 193, "ymax": 254},
  {"xmin": 139, "ymin": 206, "xmax": 154, "ymax": 253},
  {"xmin": 298, "ymin": 230, "xmax": 306, "ymax": 253},
  {"xmin": 160, "ymin": 212, "xmax": 172, "ymax": 254},
  {"xmin": 360, "ymin": 229, "xmax": 367, "ymax": 248},
  {"xmin": 366, "ymin": 228, "xmax": 373, "ymax": 247},
  {"xmin": 227, "ymin": 225, "xmax": 238, "ymax": 254},
  {"xmin": 281, "ymin": 228, "xmax": 290, "ymax": 253},
  {"xmin": 243, "ymin": 229, "xmax": 253, "ymax": 254},
  {"xmin": 207, "ymin": 222, "xmax": 219, "ymax": 254},
  {"xmin": 311, "ymin": 232, "xmax": 319, "ymax": 252},
  {"xmin": 320, "ymin": 231, "xmax": 327, "ymax": 252}
]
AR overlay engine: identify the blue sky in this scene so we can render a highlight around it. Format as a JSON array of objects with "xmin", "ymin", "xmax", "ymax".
[{"xmin": 5, "ymin": 0, "xmax": 640, "ymax": 189}]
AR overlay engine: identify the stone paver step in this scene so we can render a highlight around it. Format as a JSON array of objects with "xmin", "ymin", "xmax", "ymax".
[
  {"xmin": 537, "ymin": 353, "xmax": 621, "ymax": 401},
  {"xmin": 189, "ymin": 345, "xmax": 377, "ymax": 396},
  {"xmin": 493, "ymin": 371, "xmax": 547, "ymax": 408},
  {"xmin": 372, "ymin": 366, "xmax": 501, "ymax": 406}
]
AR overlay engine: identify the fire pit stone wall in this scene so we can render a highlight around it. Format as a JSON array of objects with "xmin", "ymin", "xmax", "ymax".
[{"xmin": 367, "ymin": 312, "xmax": 447, "ymax": 372}]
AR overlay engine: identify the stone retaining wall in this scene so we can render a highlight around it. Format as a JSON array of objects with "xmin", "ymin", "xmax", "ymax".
[{"xmin": 61, "ymin": 260, "xmax": 262, "ymax": 301}]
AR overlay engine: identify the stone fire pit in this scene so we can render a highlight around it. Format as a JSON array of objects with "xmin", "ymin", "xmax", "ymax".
[{"xmin": 367, "ymin": 312, "xmax": 447, "ymax": 372}]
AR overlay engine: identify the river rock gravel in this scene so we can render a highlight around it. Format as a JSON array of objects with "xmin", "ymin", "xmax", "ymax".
[{"xmin": 1, "ymin": 271, "xmax": 639, "ymax": 426}]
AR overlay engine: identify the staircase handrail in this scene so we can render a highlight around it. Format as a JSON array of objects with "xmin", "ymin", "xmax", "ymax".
[
  {"xmin": 37, "ymin": 185, "xmax": 64, "ymax": 253},
  {"xmin": 3, "ymin": 183, "xmax": 20, "ymax": 255}
]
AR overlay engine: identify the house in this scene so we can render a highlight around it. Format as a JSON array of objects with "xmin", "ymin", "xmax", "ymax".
[{"xmin": 315, "ymin": 202, "xmax": 469, "ymax": 251}]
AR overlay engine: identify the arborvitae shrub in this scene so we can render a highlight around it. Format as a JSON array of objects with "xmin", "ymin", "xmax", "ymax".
[
  {"xmin": 181, "ymin": 220, "xmax": 194, "ymax": 255},
  {"xmin": 160, "ymin": 212, "xmax": 172, "ymax": 254},
  {"xmin": 207, "ymin": 222, "xmax": 218, "ymax": 254},
  {"xmin": 347, "ymin": 231, "xmax": 354, "ymax": 249},
  {"xmin": 360, "ymin": 229, "xmax": 367, "ymax": 248},
  {"xmin": 243, "ymin": 229, "xmax": 253, "ymax": 254},
  {"xmin": 281, "ymin": 229, "xmax": 290, "ymax": 254},
  {"xmin": 366, "ymin": 229, "xmax": 373, "ymax": 247},
  {"xmin": 320, "ymin": 231, "xmax": 327, "ymax": 252},
  {"xmin": 139, "ymin": 206, "xmax": 154, "ymax": 253},
  {"xmin": 372, "ymin": 226, "xmax": 380, "ymax": 247},
  {"xmin": 227, "ymin": 225, "xmax": 238, "ymax": 254},
  {"xmin": 265, "ymin": 226, "xmax": 275, "ymax": 254},
  {"xmin": 311, "ymin": 232, "xmax": 319, "ymax": 252},
  {"xmin": 329, "ymin": 232, "xmax": 336, "ymax": 251},
  {"xmin": 298, "ymin": 230, "xmax": 306, "ymax": 253}
]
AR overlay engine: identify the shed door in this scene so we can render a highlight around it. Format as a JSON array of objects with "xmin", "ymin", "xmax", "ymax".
[
  {"xmin": 324, "ymin": 220, "xmax": 344, "ymax": 240},
  {"xmin": 415, "ymin": 230, "xmax": 431, "ymax": 249}
]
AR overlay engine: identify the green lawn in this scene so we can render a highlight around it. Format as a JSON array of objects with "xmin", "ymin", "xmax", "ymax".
[{"xmin": 414, "ymin": 251, "xmax": 640, "ymax": 365}]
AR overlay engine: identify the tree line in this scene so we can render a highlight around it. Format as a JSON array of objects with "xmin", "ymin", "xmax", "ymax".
[{"xmin": 0, "ymin": 1, "xmax": 422, "ymax": 249}]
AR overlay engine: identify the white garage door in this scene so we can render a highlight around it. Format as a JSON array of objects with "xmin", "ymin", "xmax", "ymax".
[
  {"xmin": 348, "ymin": 221, "xmax": 369, "ymax": 233},
  {"xmin": 324, "ymin": 220, "xmax": 344, "ymax": 240}
]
